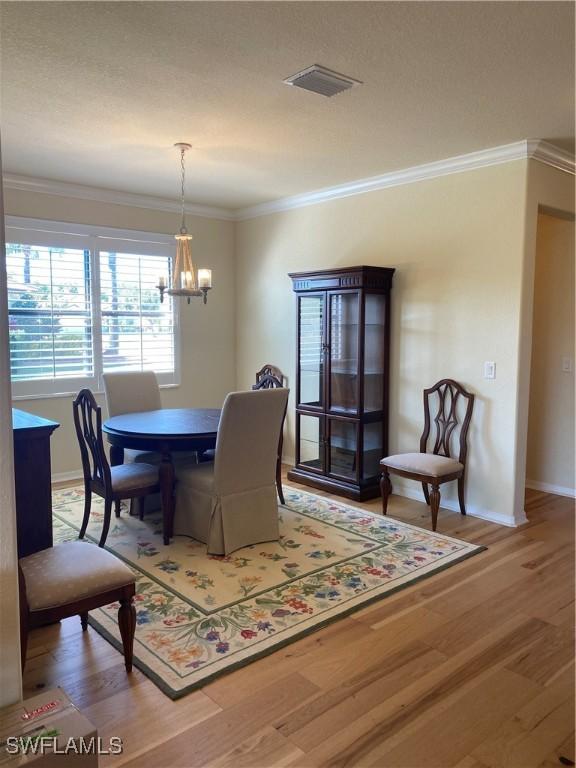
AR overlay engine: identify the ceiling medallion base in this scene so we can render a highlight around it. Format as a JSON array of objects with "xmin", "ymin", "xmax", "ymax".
[{"xmin": 173, "ymin": 142, "xmax": 192, "ymax": 151}]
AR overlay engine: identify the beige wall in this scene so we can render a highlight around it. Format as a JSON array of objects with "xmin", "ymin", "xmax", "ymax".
[
  {"xmin": 5, "ymin": 188, "xmax": 236, "ymax": 475},
  {"xmin": 236, "ymin": 161, "xmax": 532, "ymax": 525},
  {"xmin": 526, "ymin": 213, "xmax": 575, "ymax": 493}
]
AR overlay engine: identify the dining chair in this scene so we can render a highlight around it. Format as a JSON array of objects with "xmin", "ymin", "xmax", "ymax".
[
  {"xmin": 380, "ymin": 379, "xmax": 475, "ymax": 531},
  {"xmin": 73, "ymin": 388, "xmax": 160, "ymax": 547},
  {"xmin": 173, "ymin": 388, "xmax": 290, "ymax": 555},
  {"xmin": 19, "ymin": 540, "xmax": 136, "ymax": 672},
  {"xmin": 103, "ymin": 370, "xmax": 162, "ymax": 466},
  {"xmin": 252, "ymin": 364, "xmax": 287, "ymax": 504}
]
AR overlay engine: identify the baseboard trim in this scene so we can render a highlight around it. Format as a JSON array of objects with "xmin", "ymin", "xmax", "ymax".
[
  {"xmin": 52, "ymin": 470, "xmax": 83, "ymax": 485},
  {"xmin": 525, "ymin": 479, "xmax": 576, "ymax": 499},
  {"xmin": 393, "ymin": 485, "xmax": 526, "ymax": 527}
]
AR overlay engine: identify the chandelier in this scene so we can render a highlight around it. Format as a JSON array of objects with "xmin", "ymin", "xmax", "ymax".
[{"xmin": 157, "ymin": 142, "xmax": 212, "ymax": 305}]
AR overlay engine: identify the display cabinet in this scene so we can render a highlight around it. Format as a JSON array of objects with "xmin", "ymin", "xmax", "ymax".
[{"xmin": 287, "ymin": 266, "xmax": 395, "ymax": 500}]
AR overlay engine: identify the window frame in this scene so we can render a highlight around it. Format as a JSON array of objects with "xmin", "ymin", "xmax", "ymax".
[{"xmin": 6, "ymin": 217, "xmax": 181, "ymax": 399}]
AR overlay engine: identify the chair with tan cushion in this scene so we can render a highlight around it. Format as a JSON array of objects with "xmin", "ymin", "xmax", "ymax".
[
  {"xmin": 19, "ymin": 540, "xmax": 136, "ymax": 672},
  {"xmin": 173, "ymin": 388, "xmax": 290, "ymax": 555},
  {"xmin": 73, "ymin": 389, "xmax": 160, "ymax": 546},
  {"xmin": 380, "ymin": 379, "xmax": 474, "ymax": 531}
]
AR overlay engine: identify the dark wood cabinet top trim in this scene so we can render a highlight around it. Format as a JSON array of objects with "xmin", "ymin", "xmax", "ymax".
[
  {"xmin": 12, "ymin": 408, "xmax": 60, "ymax": 436},
  {"xmin": 289, "ymin": 265, "xmax": 395, "ymax": 293}
]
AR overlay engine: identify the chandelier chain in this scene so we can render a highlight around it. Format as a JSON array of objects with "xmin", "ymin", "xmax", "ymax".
[{"xmin": 180, "ymin": 146, "xmax": 186, "ymax": 233}]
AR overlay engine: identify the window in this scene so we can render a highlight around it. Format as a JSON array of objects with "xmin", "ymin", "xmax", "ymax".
[{"xmin": 6, "ymin": 219, "xmax": 179, "ymax": 397}]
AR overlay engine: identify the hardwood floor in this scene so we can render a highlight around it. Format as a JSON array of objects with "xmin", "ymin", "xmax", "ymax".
[{"xmin": 25, "ymin": 476, "xmax": 575, "ymax": 768}]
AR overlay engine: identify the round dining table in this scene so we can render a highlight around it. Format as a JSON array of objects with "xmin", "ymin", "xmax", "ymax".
[{"xmin": 103, "ymin": 408, "xmax": 221, "ymax": 545}]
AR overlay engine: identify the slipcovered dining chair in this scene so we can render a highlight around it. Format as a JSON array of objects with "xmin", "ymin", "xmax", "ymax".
[
  {"xmin": 19, "ymin": 541, "xmax": 136, "ymax": 672},
  {"xmin": 173, "ymin": 388, "xmax": 290, "ymax": 555},
  {"xmin": 103, "ymin": 370, "xmax": 162, "ymax": 465},
  {"xmin": 103, "ymin": 370, "xmax": 162, "ymax": 419},
  {"xmin": 380, "ymin": 379, "xmax": 475, "ymax": 531},
  {"xmin": 252, "ymin": 364, "xmax": 287, "ymax": 504},
  {"xmin": 73, "ymin": 389, "xmax": 160, "ymax": 546}
]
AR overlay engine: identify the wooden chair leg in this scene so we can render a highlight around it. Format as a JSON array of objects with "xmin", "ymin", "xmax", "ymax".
[
  {"xmin": 114, "ymin": 499, "xmax": 121, "ymax": 518},
  {"xmin": 80, "ymin": 612, "xmax": 88, "ymax": 631},
  {"xmin": 99, "ymin": 497, "xmax": 113, "ymax": 548},
  {"xmin": 118, "ymin": 597, "xmax": 136, "ymax": 673},
  {"xmin": 79, "ymin": 485, "xmax": 92, "ymax": 539},
  {"xmin": 457, "ymin": 475, "xmax": 467, "ymax": 515},
  {"xmin": 380, "ymin": 470, "xmax": 392, "ymax": 516},
  {"xmin": 422, "ymin": 483, "xmax": 430, "ymax": 505},
  {"xmin": 138, "ymin": 497, "xmax": 146, "ymax": 521},
  {"xmin": 430, "ymin": 483, "xmax": 441, "ymax": 531},
  {"xmin": 276, "ymin": 458, "xmax": 285, "ymax": 505}
]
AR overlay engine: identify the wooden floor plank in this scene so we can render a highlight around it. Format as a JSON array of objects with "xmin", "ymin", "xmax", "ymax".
[
  {"xmin": 121, "ymin": 673, "xmax": 320, "ymax": 768},
  {"xmin": 367, "ymin": 669, "xmax": 540, "ymax": 768},
  {"xmin": 472, "ymin": 666, "xmax": 575, "ymax": 768},
  {"xmin": 286, "ymin": 615, "xmax": 550, "ymax": 768},
  {"xmin": 208, "ymin": 726, "xmax": 305, "ymax": 768}
]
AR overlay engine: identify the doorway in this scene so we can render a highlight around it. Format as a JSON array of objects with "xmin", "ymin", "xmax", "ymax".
[{"xmin": 526, "ymin": 211, "xmax": 575, "ymax": 498}]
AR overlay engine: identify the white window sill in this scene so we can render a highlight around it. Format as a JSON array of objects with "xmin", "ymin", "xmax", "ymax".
[{"xmin": 12, "ymin": 383, "xmax": 181, "ymax": 402}]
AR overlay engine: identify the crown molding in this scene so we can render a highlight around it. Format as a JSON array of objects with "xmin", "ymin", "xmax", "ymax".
[
  {"xmin": 2, "ymin": 173, "xmax": 236, "ymax": 221},
  {"xmin": 235, "ymin": 139, "xmax": 575, "ymax": 220},
  {"xmin": 527, "ymin": 139, "xmax": 576, "ymax": 175},
  {"xmin": 3, "ymin": 139, "xmax": 573, "ymax": 224}
]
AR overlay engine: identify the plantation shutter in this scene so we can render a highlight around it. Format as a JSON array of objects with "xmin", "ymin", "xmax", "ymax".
[
  {"xmin": 99, "ymin": 251, "xmax": 175, "ymax": 378},
  {"xmin": 6, "ymin": 244, "xmax": 94, "ymax": 382}
]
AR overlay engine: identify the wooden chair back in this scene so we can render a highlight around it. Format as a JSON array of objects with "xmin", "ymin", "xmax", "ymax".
[
  {"xmin": 73, "ymin": 389, "xmax": 112, "ymax": 492},
  {"xmin": 419, "ymin": 379, "xmax": 474, "ymax": 465},
  {"xmin": 253, "ymin": 364, "xmax": 285, "ymax": 390}
]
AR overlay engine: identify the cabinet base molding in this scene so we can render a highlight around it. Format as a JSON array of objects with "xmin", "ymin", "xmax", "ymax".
[{"xmin": 287, "ymin": 467, "xmax": 381, "ymax": 501}]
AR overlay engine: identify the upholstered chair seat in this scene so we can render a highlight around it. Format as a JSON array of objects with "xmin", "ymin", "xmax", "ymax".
[
  {"xmin": 19, "ymin": 541, "xmax": 137, "ymax": 673},
  {"xmin": 382, "ymin": 453, "xmax": 463, "ymax": 477},
  {"xmin": 111, "ymin": 463, "xmax": 159, "ymax": 492},
  {"xmin": 174, "ymin": 388, "xmax": 289, "ymax": 555},
  {"xmin": 20, "ymin": 541, "xmax": 135, "ymax": 611}
]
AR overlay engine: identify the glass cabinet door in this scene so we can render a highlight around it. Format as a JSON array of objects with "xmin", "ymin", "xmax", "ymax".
[
  {"xmin": 297, "ymin": 413, "xmax": 324, "ymax": 473},
  {"xmin": 328, "ymin": 292, "xmax": 359, "ymax": 413},
  {"xmin": 364, "ymin": 294, "xmax": 387, "ymax": 412},
  {"xmin": 298, "ymin": 294, "xmax": 324, "ymax": 408},
  {"xmin": 362, "ymin": 421, "xmax": 383, "ymax": 480},
  {"xmin": 328, "ymin": 418, "xmax": 358, "ymax": 481}
]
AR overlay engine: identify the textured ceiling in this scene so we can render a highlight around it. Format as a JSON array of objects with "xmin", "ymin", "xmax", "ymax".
[{"xmin": 1, "ymin": 1, "xmax": 574, "ymax": 210}]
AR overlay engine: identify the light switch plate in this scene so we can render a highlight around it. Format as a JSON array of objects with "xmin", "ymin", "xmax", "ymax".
[
  {"xmin": 484, "ymin": 361, "xmax": 496, "ymax": 379},
  {"xmin": 562, "ymin": 357, "xmax": 573, "ymax": 373}
]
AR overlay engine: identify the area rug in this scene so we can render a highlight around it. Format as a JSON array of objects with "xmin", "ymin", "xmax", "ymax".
[{"xmin": 52, "ymin": 486, "xmax": 484, "ymax": 699}]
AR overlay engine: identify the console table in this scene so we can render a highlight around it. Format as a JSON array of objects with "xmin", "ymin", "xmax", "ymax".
[{"xmin": 12, "ymin": 409, "xmax": 60, "ymax": 558}]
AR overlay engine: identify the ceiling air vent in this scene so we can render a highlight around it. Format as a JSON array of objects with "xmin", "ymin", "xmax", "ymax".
[{"xmin": 283, "ymin": 65, "xmax": 362, "ymax": 97}]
